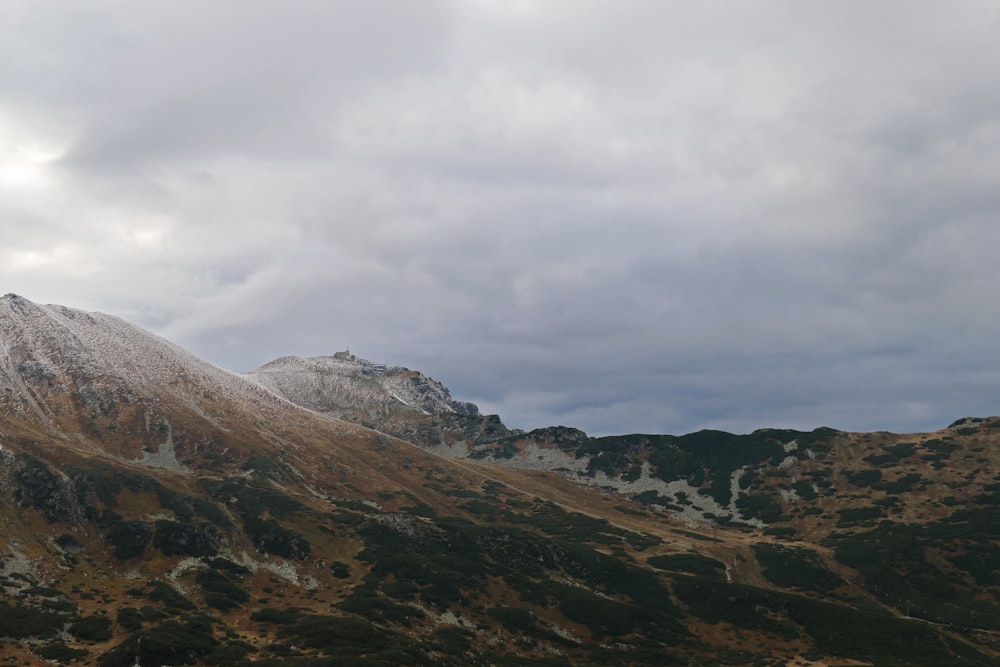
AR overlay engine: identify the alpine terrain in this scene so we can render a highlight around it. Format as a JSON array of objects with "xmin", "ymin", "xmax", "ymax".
[{"xmin": 3, "ymin": 293, "xmax": 1000, "ymax": 666}]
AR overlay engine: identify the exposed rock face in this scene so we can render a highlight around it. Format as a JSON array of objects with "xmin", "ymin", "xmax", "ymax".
[
  {"xmin": 12, "ymin": 454, "xmax": 84, "ymax": 524},
  {"xmin": 246, "ymin": 352, "xmax": 521, "ymax": 448}
]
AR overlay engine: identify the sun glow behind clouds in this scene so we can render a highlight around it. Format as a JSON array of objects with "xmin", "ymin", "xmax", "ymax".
[
  {"xmin": 3, "ymin": 244, "xmax": 94, "ymax": 273},
  {"xmin": 0, "ymin": 118, "xmax": 64, "ymax": 192},
  {"xmin": 0, "ymin": 146, "xmax": 54, "ymax": 191}
]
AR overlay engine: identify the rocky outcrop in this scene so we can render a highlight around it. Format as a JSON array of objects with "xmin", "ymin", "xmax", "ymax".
[
  {"xmin": 519, "ymin": 425, "xmax": 589, "ymax": 448},
  {"xmin": 245, "ymin": 352, "xmax": 519, "ymax": 448}
]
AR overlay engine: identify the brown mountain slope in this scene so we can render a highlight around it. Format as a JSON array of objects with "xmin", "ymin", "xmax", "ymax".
[{"xmin": 2, "ymin": 294, "xmax": 1000, "ymax": 666}]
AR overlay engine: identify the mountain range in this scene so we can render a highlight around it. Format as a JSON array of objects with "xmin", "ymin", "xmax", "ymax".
[{"xmin": 2, "ymin": 293, "xmax": 1000, "ymax": 666}]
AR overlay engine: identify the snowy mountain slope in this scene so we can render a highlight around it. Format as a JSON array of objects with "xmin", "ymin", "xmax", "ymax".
[
  {"xmin": 245, "ymin": 351, "xmax": 520, "ymax": 448},
  {"xmin": 0, "ymin": 293, "xmax": 430, "ymax": 479},
  {"xmin": 1, "ymin": 293, "xmax": 281, "ymax": 424},
  {"xmin": 248, "ymin": 352, "xmax": 477, "ymax": 418}
]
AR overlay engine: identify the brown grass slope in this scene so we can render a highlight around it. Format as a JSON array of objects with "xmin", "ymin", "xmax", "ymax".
[{"xmin": 2, "ymin": 295, "xmax": 1000, "ymax": 666}]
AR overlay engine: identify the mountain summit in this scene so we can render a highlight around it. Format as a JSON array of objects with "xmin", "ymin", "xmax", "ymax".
[
  {"xmin": 0, "ymin": 294, "xmax": 375, "ymax": 479},
  {"xmin": 2, "ymin": 295, "xmax": 1000, "ymax": 666},
  {"xmin": 246, "ymin": 352, "xmax": 519, "ymax": 449},
  {"xmin": 1, "ymin": 294, "xmax": 274, "ymax": 430}
]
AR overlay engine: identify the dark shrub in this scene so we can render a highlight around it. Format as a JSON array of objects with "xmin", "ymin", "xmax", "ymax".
[
  {"xmin": 106, "ymin": 521, "xmax": 152, "ymax": 559},
  {"xmin": 648, "ymin": 553, "xmax": 726, "ymax": 579},
  {"xmin": 70, "ymin": 615, "xmax": 113, "ymax": 642},
  {"xmin": 153, "ymin": 520, "xmax": 219, "ymax": 557},
  {"xmin": 0, "ymin": 601, "xmax": 69, "ymax": 639}
]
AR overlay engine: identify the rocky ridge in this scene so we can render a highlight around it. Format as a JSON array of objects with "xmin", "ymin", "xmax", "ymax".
[{"xmin": 246, "ymin": 351, "xmax": 521, "ymax": 449}]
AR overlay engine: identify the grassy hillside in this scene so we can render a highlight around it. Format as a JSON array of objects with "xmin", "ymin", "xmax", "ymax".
[{"xmin": 4, "ymin": 414, "xmax": 1000, "ymax": 665}]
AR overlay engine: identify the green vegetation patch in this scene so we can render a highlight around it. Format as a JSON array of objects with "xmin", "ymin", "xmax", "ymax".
[
  {"xmin": 243, "ymin": 455, "xmax": 281, "ymax": 475},
  {"xmin": 431, "ymin": 626, "xmax": 475, "ymax": 655},
  {"xmin": 460, "ymin": 499, "xmax": 498, "ymax": 516},
  {"xmin": 144, "ymin": 581, "xmax": 197, "ymax": 612},
  {"xmin": 670, "ymin": 528, "xmax": 721, "ymax": 543},
  {"xmin": 753, "ymin": 543, "xmax": 842, "ymax": 595},
  {"xmin": 633, "ymin": 489, "xmax": 680, "ymax": 510},
  {"xmin": 469, "ymin": 440, "xmax": 519, "ymax": 459},
  {"xmin": 68, "ymin": 462, "xmax": 230, "ymax": 528},
  {"xmin": 35, "ymin": 643, "xmax": 89, "ymax": 662},
  {"xmin": 0, "ymin": 600, "xmax": 70, "ymax": 639},
  {"xmin": 864, "ymin": 442, "xmax": 917, "ymax": 465},
  {"xmin": 673, "ymin": 577, "xmax": 798, "ymax": 638},
  {"xmin": 676, "ymin": 576, "xmax": 992, "ymax": 666},
  {"xmin": 199, "ymin": 476, "xmax": 303, "ymax": 518},
  {"xmin": 69, "ymin": 615, "xmax": 113, "ymax": 642},
  {"xmin": 202, "ymin": 641, "xmax": 255, "ymax": 665},
  {"xmin": 503, "ymin": 499, "xmax": 660, "ymax": 549},
  {"xmin": 735, "ymin": 491, "xmax": 785, "ymax": 523},
  {"xmin": 241, "ymin": 515, "xmax": 311, "ymax": 559},
  {"xmin": 153, "ymin": 520, "xmax": 219, "ymax": 557},
  {"xmin": 13, "ymin": 454, "xmax": 80, "ymax": 524},
  {"xmin": 973, "ymin": 482, "xmax": 1000, "ymax": 506},
  {"xmin": 792, "ymin": 480, "xmax": 818, "ymax": 500},
  {"xmin": 647, "ymin": 553, "xmax": 726, "ymax": 579},
  {"xmin": 98, "ymin": 615, "xmax": 220, "ymax": 667},
  {"xmin": 550, "ymin": 582, "xmax": 683, "ymax": 643},
  {"xmin": 836, "ymin": 506, "xmax": 885, "ymax": 528},
  {"xmin": 487, "ymin": 606, "xmax": 576, "ymax": 646},
  {"xmin": 199, "ymin": 477, "xmax": 311, "ymax": 559},
  {"xmin": 785, "ymin": 595, "xmax": 991, "ymax": 667},
  {"xmin": 250, "ymin": 607, "xmax": 303, "ymax": 624},
  {"xmin": 873, "ymin": 473, "xmax": 924, "ymax": 494},
  {"xmin": 923, "ymin": 439, "xmax": 960, "ymax": 454},
  {"xmin": 116, "ymin": 607, "xmax": 144, "ymax": 631},
  {"xmin": 847, "ymin": 469, "xmax": 882, "ymax": 486},
  {"xmin": 196, "ymin": 569, "xmax": 249, "ymax": 611},
  {"xmin": 764, "ymin": 526, "xmax": 799, "ymax": 538},
  {"xmin": 354, "ymin": 511, "xmax": 684, "ymax": 643},
  {"xmin": 104, "ymin": 520, "xmax": 152, "ymax": 559},
  {"xmin": 339, "ymin": 587, "xmax": 427, "ymax": 625},
  {"xmin": 273, "ymin": 614, "xmax": 434, "ymax": 665},
  {"xmin": 834, "ymin": 516, "xmax": 1000, "ymax": 629}
]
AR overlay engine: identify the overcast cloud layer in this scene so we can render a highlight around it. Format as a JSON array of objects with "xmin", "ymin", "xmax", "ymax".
[{"xmin": 3, "ymin": 1, "xmax": 1000, "ymax": 436}]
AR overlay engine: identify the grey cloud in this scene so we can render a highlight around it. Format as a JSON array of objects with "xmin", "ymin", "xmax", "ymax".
[
  {"xmin": 4, "ymin": 1, "xmax": 1000, "ymax": 437},
  {"xmin": 6, "ymin": 1, "xmax": 454, "ymax": 170}
]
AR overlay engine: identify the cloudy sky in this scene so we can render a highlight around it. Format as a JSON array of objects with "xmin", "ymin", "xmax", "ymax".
[{"xmin": 3, "ymin": 1, "xmax": 1000, "ymax": 437}]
